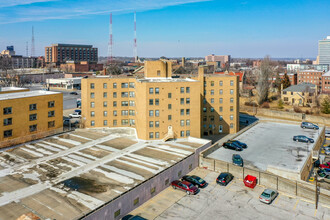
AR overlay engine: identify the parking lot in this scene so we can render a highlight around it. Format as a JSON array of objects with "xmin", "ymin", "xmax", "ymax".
[{"xmin": 130, "ymin": 168, "xmax": 330, "ymax": 220}]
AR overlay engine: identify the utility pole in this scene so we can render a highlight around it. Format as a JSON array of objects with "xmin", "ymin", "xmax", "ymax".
[
  {"xmin": 134, "ymin": 12, "xmax": 137, "ymax": 62},
  {"xmin": 31, "ymin": 26, "xmax": 35, "ymax": 57}
]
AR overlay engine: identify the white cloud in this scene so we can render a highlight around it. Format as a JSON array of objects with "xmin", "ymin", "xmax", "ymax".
[
  {"xmin": 0, "ymin": 0, "xmax": 210, "ymax": 24},
  {"xmin": 0, "ymin": 0, "xmax": 58, "ymax": 8}
]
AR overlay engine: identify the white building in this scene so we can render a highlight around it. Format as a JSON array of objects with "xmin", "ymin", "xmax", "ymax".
[
  {"xmin": 46, "ymin": 77, "xmax": 81, "ymax": 90},
  {"xmin": 318, "ymin": 36, "xmax": 330, "ymax": 65}
]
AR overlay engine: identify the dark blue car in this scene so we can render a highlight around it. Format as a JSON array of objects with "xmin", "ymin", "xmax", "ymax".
[
  {"xmin": 293, "ymin": 135, "xmax": 314, "ymax": 143},
  {"xmin": 301, "ymin": 122, "xmax": 319, "ymax": 130},
  {"xmin": 222, "ymin": 141, "xmax": 243, "ymax": 151},
  {"xmin": 230, "ymin": 140, "xmax": 247, "ymax": 149},
  {"xmin": 232, "ymin": 154, "xmax": 243, "ymax": 167}
]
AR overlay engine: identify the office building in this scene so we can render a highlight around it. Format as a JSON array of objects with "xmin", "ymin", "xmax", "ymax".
[
  {"xmin": 205, "ymin": 54, "xmax": 231, "ymax": 68},
  {"xmin": 322, "ymin": 71, "xmax": 330, "ymax": 94},
  {"xmin": 297, "ymin": 70, "xmax": 323, "ymax": 92},
  {"xmin": 318, "ymin": 36, "xmax": 330, "ymax": 65},
  {"xmin": 81, "ymin": 60, "xmax": 239, "ymax": 140},
  {"xmin": 0, "ymin": 89, "xmax": 63, "ymax": 148},
  {"xmin": 287, "ymin": 64, "xmax": 329, "ymax": 73},
  {"xmin": 45, "ymin": 44, "xmax": 98, "ymax": 65}
]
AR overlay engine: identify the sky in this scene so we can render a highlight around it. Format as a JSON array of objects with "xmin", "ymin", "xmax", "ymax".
[{"xmin": 0, "ymin": 0, "xmax": 330, "ymax": 58}]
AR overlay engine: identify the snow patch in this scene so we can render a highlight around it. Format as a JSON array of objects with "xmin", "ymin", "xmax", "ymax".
[
  {"xmin": 93, "ymin": 168, "xmax": 134, "ymax": 184},
  {"xmin": 101, "ymin": 165, "xmax": 145, "ymax": 181},
  {"xmin": 53, "ymin": 137, "xmax": 81, "ymax": 145}
]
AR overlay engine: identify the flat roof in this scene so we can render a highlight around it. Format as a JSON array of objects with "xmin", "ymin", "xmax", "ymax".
[
  {"xmin": 0, "ymin": 90, "xmax": 60, "ymax": 101},
  {"xmin": 0, "ymin": 128, "xmax": 209, "ymax": 220},
  {"xmin": 138, "ymin": 78, "xmax": 198, "ymax": 83},
  {"xmin": 207, "ymin": 122, "xmax": 321, "ymax": 176},
  {"xmin": 0, "ymin": 87, "xmax": 28, "ymax": 92},
  {"xmin": 51, "ymin": 44, "xmax": 94, "ymax": 48}
]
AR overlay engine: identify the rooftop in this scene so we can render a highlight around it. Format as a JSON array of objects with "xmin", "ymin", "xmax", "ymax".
[
  {"xmin": 207, "ymin": 122, "xmax": 321, "ymax": 179},
  {"xmin": 0, "ymin": 90, "xmax": 60, "ymax": 101},
  {"xmin": 0, "ymin": 87, "xmax": 28, "ymax": 92},
  {"xmin": 323, "ymin": 71, "xmax": 330, "ymax": 77},
  {"xmin": 0, "ymin": 128, "xmax": 209, "ymax": 220},
  {"xmin": 51, "ymin": 44, "xmax": 94, "ymax": 48},
  {"xmin": 283, "ymin": 82, "xmax": 316, "ymax": 93}
]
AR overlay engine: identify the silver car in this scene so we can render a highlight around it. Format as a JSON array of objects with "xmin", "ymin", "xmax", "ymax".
[{"xmin": 259, "ymin": 189, "xmax": 278, "ymax": 204}]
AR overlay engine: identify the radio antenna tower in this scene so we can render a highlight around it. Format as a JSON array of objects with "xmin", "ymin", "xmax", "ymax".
[
  {"xmin": 134, "ymin": 12, "xmax": 137, "ymax": 62},
  {"xmin": 107, "ymin": 13, "xmax": 113, "ymax": 65},
  {"xmin": 26, "ymin": 41, "xmax": 29, "ymax": 57},
  {"xmin": 31, "ymin": 26, "xmax": 35, "ymax": 57}
]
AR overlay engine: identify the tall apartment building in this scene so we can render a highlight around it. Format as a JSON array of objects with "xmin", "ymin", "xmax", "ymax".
[
  {"xmin": 205, "ymin": 54, "xmax": 231, "ymax": 68},
  {"xmin": 81, "ymin": 60, "xmax": 239, "ymax": 140},
  {"xmin": 297, "ymin": 70, "xmax": 323, "ymax": 92},
  {"xmin": 45, "ymin": 44, "xmax": 98, "ymax": 65},
  {"xmin": 0, "ymin": 88, "xmax": 63, "ymax": 148},
  {"xmin": 318, "ymin": 36, "xmax": 330, "ymax": 65},
  {"xmin": 322, "ymin": 71, "xmax": 330, "ymax": 94}
]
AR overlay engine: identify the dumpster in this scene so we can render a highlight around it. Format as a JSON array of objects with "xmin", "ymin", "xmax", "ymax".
[{"xmin": 244, "ymin": 175, "xmax": 257, "ymax": 189}]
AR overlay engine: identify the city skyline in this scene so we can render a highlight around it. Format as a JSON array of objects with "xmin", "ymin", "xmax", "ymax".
[{"xmin": 0, "ymin": 0, "xmax": 330, "ymax": 58}]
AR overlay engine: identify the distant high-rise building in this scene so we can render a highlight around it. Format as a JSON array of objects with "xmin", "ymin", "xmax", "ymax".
[
  {"xmin": 318, "ymin": 36, "xmax": 330, "ymax": 65},
  {"xmin": 45, "ymin": 44, "xmax": 98, "ymax": 65},
  {"xmin": 205, "ymin": 54, "xmax": 230, "ymax": 68},
  {"xmin": 6, "ymin": 46, "xmax": 14, "ymax": 52}
]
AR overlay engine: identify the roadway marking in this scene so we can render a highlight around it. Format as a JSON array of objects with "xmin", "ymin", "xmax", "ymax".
[
  {"xmin": 321, "ymin": 204, "xmax": 330, "ymax": 209},
  {"xmin": 275, "ymin": 194, "xmax": 281, "ymax": 205},
  {"xmin": 300, "ymin": 198, "xmax": 314, "ymax": 204},
  {"xmin": 279, "ymin": 192, "xmax": 296, "ymax": 199},
  {"xmin": 226, "ymin": 180, "xmax": 235, "ymax": 190},
  {"xmin": 314, "ymin": 209, "xmax": 317, "ymax": 217},
  {"xmin": 293, "ymin": 199, "xmax": 300, "ymax": 210}
]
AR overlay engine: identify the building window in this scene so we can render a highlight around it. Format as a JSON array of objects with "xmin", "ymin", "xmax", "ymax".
[
  {"xmin": 114, "ymin": 210, "xmax": 120, "ymax": 218},
  {"xmin": 180, "ymin": 109, "xmax": 184, "ymax": 115},
  {"xmin": 48, "ymin": 121, "xmax": 55, "ymax": 128},
  {"xmin": 129, "ymin": 110, "xmax": 135, "ymax": 116},
  {"xmin": 121, "ymin": 83, "xmax": 128, "ymax": 88},
  {"xmin": 180, "ymin": 120, "xmax": 185, "ymax": 126},
  {"xmin": 155, "ymin": 132, "xmax": 159, "ymax": 138},
  {"xmin": 186, "ymin": 87, "xmax": 190, "ymax": 93},
  {"xmin": 3, "ymin": 107, "xmax": 12, "ymax": 115},
  {"xmin": 113, "ymin": 92, "xmax": 117, "ymax": 98},
  {"xmin": 203, "ymin": 107, "xmax": 207, "ymax": 112},
  {"xmin": 210, "ymin": 116, "xmax": 214, "ymax": 121},
  {"xmin": 48, "ymin": 111, "xmax": 55, "ymax": 117},
  {"xmin": 48, "ymin": 101, "xmax": 55, "ymax": 108},
  {"xmin": 155, "ymin": 110, "xmax": 160, "ymax": 117},
  {"xmin": 230, "ymin": 115, "xmax": 234, "ymax": 120},
  {"xmin": 180, "ymin": 131, "xmax": 184, "ymax": 137},
  {"xmin": 129, "ymin": 119, "xmax": 135, "ymax": 125},
  {"xmin": 155, "ymin": 99, "xmax": 159, "ymax": 105},
  {"xmin": 149, "ymin": 99, "xmax": 154, "ymax": 105},
  {"xmin": 90, "ymin": 102, "xmax": 95, "ymax": 108},
  {"xmin": 219, "ymin": 81, "xmax": 223, "ymax": 86},
  {"xmin": 149, "ymin": 121, "xmax": 154, "ymax": 128},
  {"xmin": 113, "ymin": 120, "xmax": 117, "ymax": 125},
  {"xmin": 3, "ymin": 118, "xmax": 12, "ymax": 126},
  {"xmin": 186, "ymin": 120, "xmax": 190, "ymax": 126},
  {"xmin": 168, "ymin": 104, "xmax": 172, "ymax": 110},
  {"xmin": 219, "ymin": 115, "xmax": 223, "ymax": 121},
  {"xmin": 155, "ymin": 87, "xmax": 159, "ymax": 94},
  {"xmin": 230, "ymin": 80, "xmax": 234, "ymax": 86},
  {"xmin": 149, "ymin": 88, "xmax": 154, "ymax": 94},
  {"xmin": 219, "ymin": 98, "xmax": 223, "ymax": 103},
  {"xmin": 211, "ymin": 81, "xmax": 214, "ymax": 86},
  {"xmin": 103, "ymin": 101, "xmax": 108, "ymax": 107},
  {"xmin": 186, "ymin": 98, "xmax": 190, "ymax": 104},
  {"xmin": 103, "ymin": 83, "xmax": 107, "ymax": 89},
  {"xmin": 210, "ymin": 107, "xmax": 214, "ymax": 112},
  {"xmin": 186, "ymin": 109, "xmax": 190, "ymax": 115},
  {"xmin": 230, "ymin": 89, "xmax": 234, "ymax": 95},
  {"xmin": 121, "ymin": 101, "xmax": 128, "ymax": 106},
  {"xmin": 219, "ymin": 107, "xmax": 223, "ymax": 112},
  {"xmin": 113, "ymin": 110, "xmax": 117, "ymax": 116},
  {"xmin": 150, "ymin": 186, "xmax": 156, "ymax": 194},
  {"xmin": 180, "ymin": 98, "xmax": 184, "ymax": 105},
  {"xmin": 230, "ymin": 98, "xmax": 234, "ymax": 103},
  {"xmin": 129, "ymin": 101, "xmax": 135, "ymax": 106},
  {"xmin": 104, "ymin": 111, "xmax": 108, "ymax": 116},
  {"xmin": 121, "ymin": 110, "xmax": 128, "ymax": 116},
  {"xmin": 113, "ymin": 82, "xmax": 117, "ymax": 88},
  {"xmin": 155, "ymin": 121, "xmax": 160, "ymax": 127},
  {"xmin": 91, "ymin": 120, "xmax": 95, "ymax": 126},
  {"xmin": 133, "ymin": 197, "xmax": 139, "ymax": 206},
  {"xmin": 230, "ymin": 106, "xmax": 234, "ymax": 112},
  {"xmin": 180, "ymin": 87, "xmax": 184, "ymax": 93},
  {"xmin": 284, "ymin": 97, "xmax": 288, "ymax": 101},
  {"xmin": 90, "ymin": 83, "xmax": 95, "ymax": 89},
  {"xmin": 104, "ymin": 120, "xmax": 108, "ymax": 126},
  {"xmin": 4, "ymin": 129, "xmax": 12, "ymax": 138},
  {"xmin": 168, "ymin": 93, "xmax": 172, "ymax": 98},
  {"xmin": 121, "ymin": 92, "xmax": 128, "ymax": 97},
  {"xmin": 121, "ymin": 119, "xmax": 129, "ymax": 125},
  {"xmin": 210, "ymin": 90, "xmax": 214, "ymax": 95},
  {"xmin": 90, "ymin": 111, "xmax": 95, "ymax": 117},
  {"xmin": 211, "ymin": 98, "xmax": 214, "ymax": 103},
  {"xmin": 168, "ymin": 115, "xmax": 172, "ymax": 120},
  {"xmin": 29, "ymin": 114, "xmax": 37, "ymax": 121},
  {"xmin": 149, "ymin": 110, "xmax": 154, "ymax": 116},
  {"xmin": 129, "ymin": 91, "xmax": 135, "ymax": 97},
  {"xmin": 129, "ymin": 82, "xmax": 135, "ymax": 88},
  {"xmin": 230, "ymin": 123, "xmax": 234, "ymax": 129},
  {"xmin": 186, "ymin": 130, "xmax": 190, "ymax": 137},
  {"xmin": 219, "ymin": 89, "xmax": 223, "ymax": 95},
  {"xmin": 103, "ymin": 92, "xmax": 107, "ymax": 98},
  {"xmin": 149, "ymin": 132, "xmax": 154, "ymax": 139},
  {"xmin": 29, "ymin": 124, "xmax": 37, "ymax": 132},
  {"xmin": 157, "ymin": 70, "xmax": 161, "ymax": 76},
  {"xmin": 90, "ymin": 93, "xmax": 95, "ymax": 98},
  {"xmin": 29, "ymin": 104, "xmax": 37, "ymax": 111},
  {"xmin": 204, "ymin": 90, "xmax": 206, "ymax": 95},
  {"xmin": 178, "ymin": 170, "xmax": 182, "ymax": 177},
  {"xmin": 113, "ymin": 101, "xmax": 117, "ymax": 107}
]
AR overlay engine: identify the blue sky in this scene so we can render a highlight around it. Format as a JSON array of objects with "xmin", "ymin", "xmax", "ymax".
[{"xmin": 0, "ymin": 0, "xmax": 329, "ymax": 58}]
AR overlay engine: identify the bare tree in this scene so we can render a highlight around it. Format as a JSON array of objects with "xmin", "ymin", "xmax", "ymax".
[
  {"xmin": 256, "ymin": 56, "xmax": 274, "ymax": 105},
  {"xmin": 106, "ymin": 64, "xmax": 122, "ymax": 75}
]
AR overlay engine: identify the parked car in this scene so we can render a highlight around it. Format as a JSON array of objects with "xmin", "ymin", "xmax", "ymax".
[
  {"xmin": 74, "ymin": 109, "xmax": 81, "ymax": 114},
  {"xmin": 259, "ymin": 189, "xmax": 278, "ymax": 204},
  {"xmin": 325, "ymin": 130, "xmax": 330, "ymax": 138},
  {"xmin": 229, "ymin": 140, "xmax": 247, "ymax": 149},
  {"xmin": 171, "ymin": 180, "xmax": 199, "ymax": 195},
  {"xmin": 301, "ymin": 122, "xmax": 319, "ymax": 130},
  {"xmin": 232, "ymin": 154, "xmax": 243, "ymax": 167},
  {"xmin": 216, "ymin": 172, "xmax": 234, "ymax": 186},
  {"xmin": 317, "ymin": 169, "xmax": 330, "ymax": 177},
  {"xmin": 293, "ymin": 135, "xmax": 314, "ymax": 143},
  {"xmin": 70, "ymin": 91, "xmax": 78, "ymax": 95},
  {"xmin": 69, "ymin": 112, "xmax": 82, "ymax": 118},
  {"xmin": 63, "ymin": 119, "xmax": 79, "ymax": 127},
  {"xmin": 325, "ymin": 148, "xmax": 330, "ymax": 155},
  {"xmin": 122, "ymin": 215, "xmax": 147, "ymax": 220},
  {"xmin": 222, "ymin": 142, "xmax": 243, "ymax": 151},
  {"xmin": 319, "ymin": 162, "xmax": 330, "ymax": 169},
  {"xmin": 182, "ymin": 175, "xmax": 208, "ymax": 188}
]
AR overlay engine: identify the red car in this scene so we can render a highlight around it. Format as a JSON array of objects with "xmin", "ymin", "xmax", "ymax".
[
  {"xmin": 171, "ymin": 180, "xmax": 199, "ymax": 195},
  {"xmin": 319, "ymin": 162, "xmax": 330, "ymax": 169}
]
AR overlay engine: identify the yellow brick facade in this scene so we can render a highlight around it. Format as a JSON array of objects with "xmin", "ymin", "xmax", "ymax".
[
  {"xmin": 81, "ymin": 60, "xmax": 239, "ymax": 140},
  {"xmin": 0, "ymin": 91, "xmax": 63, "ymax": 148}
]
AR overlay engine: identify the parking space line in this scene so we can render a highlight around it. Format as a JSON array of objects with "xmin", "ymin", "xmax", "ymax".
[
  {"xmin": 300, "ymin": 198, "xmax": 314, "ymax": 204},
  {"xmin": 293, "ymin": 199, "xmax": 299, "ymax": 211},
  {"xmin": 279, "ymin": 192, "xmax": 296, "ymax": 199},
  {"xmin": 321, "ymin": 204, "xmax": 330, "ymax": 209},
  {"xmin": 275, "ymin": 194, "xmax": 281, "ymax": 205},
  {"xmin": 226, "ymin": 179, "xmax": 235, "ymax": 190},
  {"xmin": 314, "ymin": 209, "xmax": 317, "ymax": 217}
]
